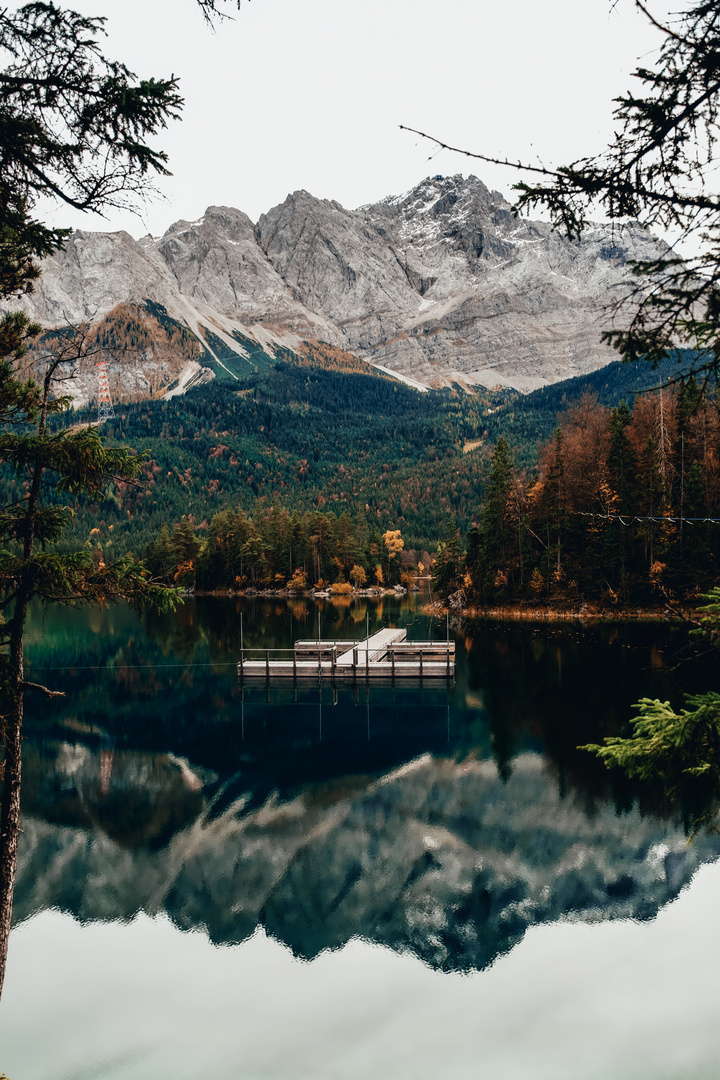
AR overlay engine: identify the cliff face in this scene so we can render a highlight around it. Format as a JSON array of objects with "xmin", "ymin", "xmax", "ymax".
[
  {"xmin": 356, "ymin": 177, "xmax": 663, "ymax": 391},
  {"xmin": 15, "ymin": 744, "xmax": 718, "ymax": 972},
  {"xmin": 12, "ymin": 175, "xmax": 668, "ymax": 400}
]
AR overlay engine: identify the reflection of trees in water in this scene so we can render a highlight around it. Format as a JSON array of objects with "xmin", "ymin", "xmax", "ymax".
[
  {"xmin": 141, "ymin": 602, "xmax": 203, "ymax": 661},
  {"xmin": 459, "ymin": 618, "xmax": 718, "ymax": 827},
  {"xmin": 329, "ymin": 594, "xmax": 353, "ymax": 609},
  {"xmin": 349, "ymin": 603, "xmax": 368, "ymax": 624},
  {"xmin": 18, "ymin": 597, "xmax": 720, "ymax": 972},
  {"xmin": 128, "ymin": 594, "xmax": 421, "ymax": 667},
  {"xmin": 16, "ymin": 745, "xmax": 720, "ymax": 974},
  {"xmin": 25, "ymin": 599, "xmax": 716, "ymax": 826}
]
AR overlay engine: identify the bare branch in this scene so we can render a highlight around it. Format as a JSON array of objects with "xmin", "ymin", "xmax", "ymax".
[
  {"xmin": 399, "ymin": 125, "xmax": 558, "ymax": 179},
  {"xmin": 19, "ymin": 681, "xmax": 65, "ymax": 699}
]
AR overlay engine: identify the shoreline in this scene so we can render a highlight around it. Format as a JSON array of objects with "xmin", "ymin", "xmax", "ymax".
[
  {"xmin": 188, "ymin": 585, "xmax": 420, "ymax": 600},
  {"xmin": 422, "ymin": 600, "xmax": 695, "ymax": 624},
  {"xmin": 184, "ymin": 586, "xmax": 694, "ymax": 623}
]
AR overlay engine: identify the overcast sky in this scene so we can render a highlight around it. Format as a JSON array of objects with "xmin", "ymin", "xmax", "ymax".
[{"xmin": 30, "ymin": 0, "xmax": 672, "ymax": 239}]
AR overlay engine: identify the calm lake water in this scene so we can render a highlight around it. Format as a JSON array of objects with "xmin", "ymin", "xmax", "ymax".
[{"xmin": 3, "ymin": 591, "xmax": 720, "ymax": 1079}]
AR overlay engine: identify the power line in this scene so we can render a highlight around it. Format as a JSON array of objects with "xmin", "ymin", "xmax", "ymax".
[
  {"xmin": 573, "ymin": 512, "xmax": 720, "ymax": 525},
  {"xmin": 31, "ymin": 661, "xmax": 240, "ymax": 671}
]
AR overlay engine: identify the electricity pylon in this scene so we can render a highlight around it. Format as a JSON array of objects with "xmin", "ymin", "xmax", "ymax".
[{"xmin": 96, "ymin": 361, "xmax": 115, "ymax": 423}]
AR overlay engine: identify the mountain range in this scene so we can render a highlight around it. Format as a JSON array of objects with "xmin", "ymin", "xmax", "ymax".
[{"xmin": 15, "ymin": 174, "xmax": 666, "ymax": 407}]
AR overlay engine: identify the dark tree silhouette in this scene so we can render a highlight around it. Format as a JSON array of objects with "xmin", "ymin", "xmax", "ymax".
[{"xmin": 0, "ymin": 0, "xmax": 235, "ymax": 1002}]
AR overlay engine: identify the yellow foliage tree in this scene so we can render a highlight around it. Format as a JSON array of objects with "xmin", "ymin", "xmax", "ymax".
[
  {"xmin": 382, "ymin": 528, "xmax": 404, "ymax": 585},
  {"xmin": 287, "ymin": 568, "xmax": 308, "ymax": 592},
  {"xmin": 382, "ymin": 529, "xmax": 404, "ymax": 559},
  {"xmin": 350, "ymin": 564, "xmax": 367, "ymax": 588}
]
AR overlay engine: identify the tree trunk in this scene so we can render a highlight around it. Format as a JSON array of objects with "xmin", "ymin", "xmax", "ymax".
[
  {"xmin": 0, "ymin": 610, "xmax": 25, "ymax": 1001},
  {"xmin": 0, "ymin": 356, "xmax": 49, "ymax": 1000}
]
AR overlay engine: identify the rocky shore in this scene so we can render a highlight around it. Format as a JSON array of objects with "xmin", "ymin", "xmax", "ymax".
[
  {"xmin": 193, "ymin": 584, "xmax": 420, "ymax": 600},
  {"xmin": 423, "ymin": 594, "xmax": 695, "ymax": 623}
]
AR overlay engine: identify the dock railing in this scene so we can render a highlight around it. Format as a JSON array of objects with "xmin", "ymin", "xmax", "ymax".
[
  {"xmin": 239, "ymin": 647, "xmax": 328, "ymax": 680},
  {"xmin": 238, "ymin": 639, "xmax": 454, "ymax": 683}
]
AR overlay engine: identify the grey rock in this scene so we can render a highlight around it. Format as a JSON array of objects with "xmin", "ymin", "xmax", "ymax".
[
  {"xmin": 154, "ymin": 205, "xmax": 336, "ymax": 340},
  {"xmin": 19, "ymin": 228, "xmax": 178, "ymax": 325},
  {"xmin": 9, "ymin": 176, "xmax": 669, "ymax": 394}
]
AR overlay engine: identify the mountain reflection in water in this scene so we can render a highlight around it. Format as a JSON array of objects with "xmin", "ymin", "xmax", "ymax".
[{"xmin": 14, "ymin": 594, "xmax": 720, "ymax": 974}]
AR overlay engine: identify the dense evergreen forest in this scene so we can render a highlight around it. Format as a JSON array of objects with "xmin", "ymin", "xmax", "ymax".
[
  {"xmin": 40, "ymin": 358, "xmax": 507, "ymax": 557},
  {"xmin": 144, "ymin": 509, "xmax": 422, "ymax": 592},
  {"xmin": 10, "ymin": 346, "xmax": 713, "ymax": 603},
  {"xmin": 482, "ymin": 353, "xmax": 696, "ymax": 469}
]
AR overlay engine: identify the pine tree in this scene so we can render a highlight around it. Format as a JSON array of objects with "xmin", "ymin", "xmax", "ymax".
[
  {"xmin": 0, "ymin": 333, "xmax": 178, "ymax": 999},
  {"xmin": 476, "ymin": 436, "xmax": 514, "ymax": 598},
  {"xmin": 0, "ymin": 0, "xmax": 231, "ymax": 1003},
  {"xmin": 433, "ymin": 517, "xmax": 463, "ymax": 597},
  {"xmin": 581, "ymin": 590, "xmax": 720, "ymax": 827},
  {"xmin": 537, "ymin": 428, "xmax": 566, "ymax": 589}
]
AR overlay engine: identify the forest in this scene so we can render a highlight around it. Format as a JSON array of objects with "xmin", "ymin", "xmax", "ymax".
[
  {"xmin": 39, "ymin": 357, "xmax": 506, "ymax": 557},
  {"xmin": 34, "ymin": 344, "xmax": 697, "ymax": 563},
  {"xmin": 1, "ymin": 343, "xmax": 702, "ymax": 604},
  {"xmin": 437, "ymin": 381, "xmax": 720, "ymax": 608},
  {"xmin": 144, "ymin": 509, "xmax": 424, "ymax": 592},
  {"xmin": 37, "ymin": 346, "xmax": 714, "ymax": 606}
]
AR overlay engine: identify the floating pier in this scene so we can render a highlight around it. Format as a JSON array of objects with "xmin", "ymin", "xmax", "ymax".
[{"xmin": 238, "ymin": 627, "xmax": 455, "ymax": 682}]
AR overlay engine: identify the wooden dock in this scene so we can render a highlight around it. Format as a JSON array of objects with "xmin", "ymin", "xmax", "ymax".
[{"xmin": 238, "ymin": 627, "xmax": 454, "ymax": 682}]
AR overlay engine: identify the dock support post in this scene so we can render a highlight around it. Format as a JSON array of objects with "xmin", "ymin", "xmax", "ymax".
[
  {"xmin": 420, "ymin": 648, "xmax": 423, "ymax": 680},
  {"xmin": 266, "ymin": 648, "xmax": 270, "ymax": 678},
  {"xmin": 366, "ymin": 639, "xmax": 369, "ymax": 680},
  {"xmin": 293, "ymin": 649, "xmax": 297, "ymax": 680},
  {"xmin": 353, "ymin": 647, "xmax": 358, "ymax": 679},
  {"xmin": 447, "ymin": 642, "xmax": 450, "ymax": 678},
  {"xmin": 391, "ymin": 646, "xmax": 395, "ymax": 679},
  {"xmin": 332, "ymin": 646, "xmax": 337, "ymax": 681}
]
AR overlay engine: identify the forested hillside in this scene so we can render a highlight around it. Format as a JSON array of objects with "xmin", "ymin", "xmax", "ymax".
[
  {"xmin": 483, "ymin": 353, "xmax": 696, "ymax": 469},
  {"xmin": 436, "ymin": 381, "xmax": 720, "ymax": 608},
  {"xmin": 26, "ymin": 347, "xmax": 715, "ymax": 604},
  {"xmin": 42, "ymin": 361, "xmax": 507, "ymax": 559}
]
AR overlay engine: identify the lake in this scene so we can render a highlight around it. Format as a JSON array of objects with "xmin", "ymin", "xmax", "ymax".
[{"xmin": 2, "ymin": 591, "xmax": 720, "ymax": 1079}]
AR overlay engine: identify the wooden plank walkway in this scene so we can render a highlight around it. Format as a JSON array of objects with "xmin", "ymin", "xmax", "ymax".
[
  {"xmin": 335, "ymin": 627, "xmax": 406, "ymax": 666},
  {"xmin": 238, "ymin": 660, "xmax": 453, "ymax": 681}
]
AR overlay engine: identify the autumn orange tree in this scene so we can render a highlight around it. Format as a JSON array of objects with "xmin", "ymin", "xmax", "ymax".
[{"xmin": 457, "ymin": 388, "xmax": 720, "ymax": 607}]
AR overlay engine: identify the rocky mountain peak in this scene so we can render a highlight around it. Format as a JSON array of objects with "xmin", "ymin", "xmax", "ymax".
[
  {"xmin": 382, "ymin": 172, "xmax": 500, "ymax": 216},
  {"xmin": 8, "ymin": 174, "xmax": 671, "ymax": 397}
]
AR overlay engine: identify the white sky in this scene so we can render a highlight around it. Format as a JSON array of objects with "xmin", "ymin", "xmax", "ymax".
[{"xmin": 29, "ymin": 0, "xmax": 673, "ymax": 238}]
